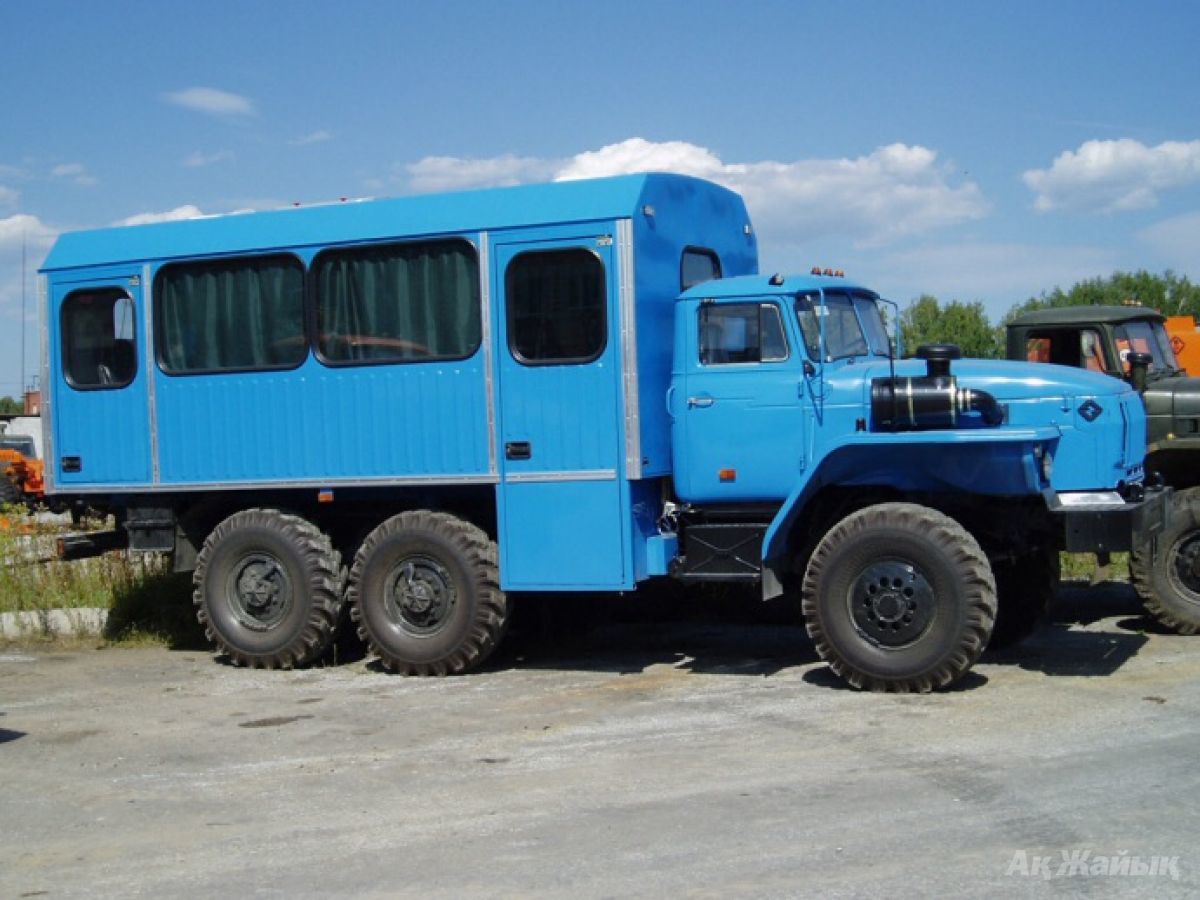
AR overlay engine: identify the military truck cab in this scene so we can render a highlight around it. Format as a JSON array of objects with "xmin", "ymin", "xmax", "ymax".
[{"xmin": 1008, "ymin": 305, "xmax": 1200, "ymax": 634}]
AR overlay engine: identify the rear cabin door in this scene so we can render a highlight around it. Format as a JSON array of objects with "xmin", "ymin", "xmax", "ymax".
[
  {"xmin": 50, "ymin": 273, "xmax": 152, "ymax": 487},
  {"xmin": 493, "ymin": 231, "xmax": 630, "ymax": 589}
]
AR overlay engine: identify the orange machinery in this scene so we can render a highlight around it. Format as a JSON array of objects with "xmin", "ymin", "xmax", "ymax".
[
  {"xmin": 1165, "ymin": 316, "xmax": 1200, "ymax": 376},
  {"xmin": 0, "ymin": 446, "xmax": 46, "ymax": 507}
]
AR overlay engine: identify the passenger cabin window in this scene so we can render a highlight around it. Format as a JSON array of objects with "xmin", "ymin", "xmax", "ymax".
[
  {"xmin": 61, "ymin": 288, "xmax": 137, "ymax": 389},
  {"xmin": 314, "ymin": 239, "xmax": 481, "ymax": 364},
  {"xmin": 507, "ymin": 248, "xmax": 606, "ymax": 365},
  {"xmin": 156, "ymin": 255, "xmax": 305, "ymax": 374},
  {"xmin": 681, "ymin": 248, "xmax": 722, "ymax": 290},
  {"xmin": 1025, "ymin": 329, "xmax": 1110, "ymax": 372},
  {"xmin": 699, "ymin": 303, "xmax": 788, "ymax": 365}
]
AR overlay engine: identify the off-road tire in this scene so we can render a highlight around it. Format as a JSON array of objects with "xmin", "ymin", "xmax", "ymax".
[
  {"xmin": 801, "ymin": 503, "xmax": 997, "ymax": 692},
  {"xmin": 349, "ymin": 510, "xmax": 509, "ymax": 675},
  {"xmin": 193, "ymin": 509, "xmax": 344, "ymax": 668},
  {"xmin": 1131, "ymin": 487, "xmax": 1200, "ymax": 635},
  {"xmin": 988, "ymin": 547, "xmax": 1060, "ymax": 649}
]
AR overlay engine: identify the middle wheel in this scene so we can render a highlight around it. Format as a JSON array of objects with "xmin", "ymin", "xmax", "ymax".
[{"xmin": 349, "ymin": 510, "xmax": 509, "ymax": 675}]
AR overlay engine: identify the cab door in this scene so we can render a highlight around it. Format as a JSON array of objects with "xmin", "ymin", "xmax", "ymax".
[
  {"xmin": 50, "ymin": 272, "xmax": 152, "ymax": 487},
  {"xmin": 492, "ymin": 230, "xmax": 630, "ymax": 589},
  {"xmin": 673, "ymin": 298, "xmax": 806, "ymax": 501}
]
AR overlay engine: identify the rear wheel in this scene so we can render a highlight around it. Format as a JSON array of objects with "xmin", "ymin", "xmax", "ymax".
[
  {"xmin": 193, "ymin": 509, "xmax": 344, "ymax": 668},
  {"xmin": 1131, "ymin": 487, "xmax": 1200, "ymax": 635},
  {"xmin": 349, "ymin": 511, "xmax": 509, "ymax": 675},
  {"xmin": 801, "ymin": 503, "xmax": 996, "ymax": 692}
]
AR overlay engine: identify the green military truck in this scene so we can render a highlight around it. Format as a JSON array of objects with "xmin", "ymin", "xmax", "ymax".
[{"xmin": 1007, "ymin": 305, "xmax": 1200, "ymax": 634}]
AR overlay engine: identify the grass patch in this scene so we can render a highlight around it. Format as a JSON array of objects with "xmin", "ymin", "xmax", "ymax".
[
  {"xmin": 0, "ymin": 503, "xmax": 206, "ymax": 648},
  {"xmin": 1060, "ymin": 551, "xmax": 1130, "ymax": 583}
]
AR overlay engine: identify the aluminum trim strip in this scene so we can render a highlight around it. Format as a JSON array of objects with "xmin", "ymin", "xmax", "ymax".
[
  {"xmin": 617, "ymin": 218, "xmax": 642, "ymax": 479},
  {"xmin": 479, "ymin": 232, "xmax": 498, "ymax": 476},
  {"xmin": 52, "ymin": 473, "xmax": 501, "ymax": 495},
  {"xmin": 38, "ymin": 275, "xmax": 54, "ymax": 493},
  {"xmin": 143, "ymin": 264, "xmax": 160, "ymax": 484},
  {"xmin": 504, "ymin": 469, "xmax": 618, "ymax": 484}
]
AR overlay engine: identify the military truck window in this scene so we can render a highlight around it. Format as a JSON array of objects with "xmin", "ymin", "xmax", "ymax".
[
  {"xmin": 1025, "ymin": 329, "xmax": 1110, "ymax": 371},
  {"xmin": 699, "ymin": 303, "xmax": 788, "ymax": 365},
  {"xmin": 157, "ymin": 255, "xmax": 306, "ymax": 374},
  {"xmin": 681, "ymin": 248, "xmax": 722, "ymax": 290},
  {"xmin": 314, "ymin": 239, "xmax": 481, "ymax": 365},
  {"xmin": 1115, "ymin": 321, "xmax": 1178, "ymax": 374},
  {"xmin": 507, "ymin": 248, "xmax": 606, "ymax": 365},
  {"xmin": 61, "ymin": 288, "xmax": 137, "ymax": 389}
]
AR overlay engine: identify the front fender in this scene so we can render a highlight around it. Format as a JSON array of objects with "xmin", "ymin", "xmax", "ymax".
[{"xmin": 760, "ymin": 427, "xmax": 1060, "ymax": 595}]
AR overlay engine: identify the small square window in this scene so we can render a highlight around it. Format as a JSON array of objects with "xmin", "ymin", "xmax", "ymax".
[{"xmin": 61, "ymin": 288, "xmax": 137, "ymax": 389}]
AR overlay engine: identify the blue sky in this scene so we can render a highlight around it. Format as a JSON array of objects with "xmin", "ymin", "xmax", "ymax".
[{"xmin": 2, "ymin": 0, "xmax": 1199, "ymax": 396}]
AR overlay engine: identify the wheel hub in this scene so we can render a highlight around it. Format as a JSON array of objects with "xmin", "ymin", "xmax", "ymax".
[
  {"xmin": 849, "ymin": 560, "xmax": 936, "ymax": 648},
  {"xmin": 385, "ymin": 556, "xmax": 457, "ymax": 634},
  {"xmin": 227, "ymin": 554, "xmax": 292, "ymax": 630},
  {"xmin": 1169, "ymin": 533, "xmax": 1200, "ymax": 598}
]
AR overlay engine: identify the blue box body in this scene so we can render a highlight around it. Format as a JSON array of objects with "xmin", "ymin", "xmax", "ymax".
[{"xmin": 40, "ymin": 175, "xmax": 757, "ymax": 590}]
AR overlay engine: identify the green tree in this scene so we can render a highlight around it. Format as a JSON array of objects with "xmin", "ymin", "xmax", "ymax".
[
  {"xmin": 900, "ymin": 295, "xmax": 1002, "ymax": 359},
  {"xmin": 1003, "ymin": 270, "xmax": 1200, "ymax": 323},
  {"xmin": 0, "ymin": 396, "xmax": 23, "ymax": 415}
]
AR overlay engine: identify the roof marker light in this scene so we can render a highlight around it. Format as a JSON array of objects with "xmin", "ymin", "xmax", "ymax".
[{"xmin": 769, "ymin": 273, "xmax": 785, "ymax": 286}]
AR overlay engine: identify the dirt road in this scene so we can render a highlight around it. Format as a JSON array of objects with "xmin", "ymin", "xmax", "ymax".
[{"xmin": 1, "ymin": 585, "xmax": 1197, "ymax": 897}]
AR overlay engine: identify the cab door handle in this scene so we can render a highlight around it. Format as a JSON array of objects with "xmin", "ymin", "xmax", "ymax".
[{"xmin": 687, "ymin": 395, "xmax": 715, "ymax": 409}]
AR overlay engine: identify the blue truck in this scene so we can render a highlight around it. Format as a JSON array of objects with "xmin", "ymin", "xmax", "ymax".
[{"xmin": 39, "ymin": 174, "xmax": 1166, "ymax": 691}]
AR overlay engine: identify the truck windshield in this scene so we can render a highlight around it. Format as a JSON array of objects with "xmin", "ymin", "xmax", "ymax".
[
  {"xmin": 1115, "ymin": 320, "xmax": 1180, "ymax": 375},
  {"xmin": 794, "ymin": 290, "xmax": 890, "ymax": 361}
]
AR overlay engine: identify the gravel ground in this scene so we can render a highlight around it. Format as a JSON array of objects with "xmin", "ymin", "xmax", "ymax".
[{"xmin": 1, "ymin": 582, "xmax": 1197, "ymax": 898}]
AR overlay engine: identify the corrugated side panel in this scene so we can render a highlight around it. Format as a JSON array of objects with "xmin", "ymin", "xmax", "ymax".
[{"xmin": 155, "ymin": 358, "xmax": 489, "ymax": 484}]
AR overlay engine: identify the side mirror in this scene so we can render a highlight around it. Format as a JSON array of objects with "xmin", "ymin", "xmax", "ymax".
[
  {"xmin": 1127, "ymin": 351, "xmax": 1152, "ymax": 393},
  {"xmin": 803, "ymin": 359, "xmax": 816, "ymax": 377}
]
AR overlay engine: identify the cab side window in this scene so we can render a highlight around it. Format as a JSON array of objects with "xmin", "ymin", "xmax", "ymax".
[{"xmin": 699, "ymin": 303, "xmax": 788, "ymax": 365}]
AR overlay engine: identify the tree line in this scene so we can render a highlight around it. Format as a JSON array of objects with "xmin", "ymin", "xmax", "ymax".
[{"xmin": 899, "ymin": 270, "xmax": 1200, "ymax": 359}]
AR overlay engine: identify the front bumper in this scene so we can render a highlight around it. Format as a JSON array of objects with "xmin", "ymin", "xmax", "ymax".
[{"xmin": 1048, "ymin": 486, "xmax": 1171, "ymax": 553}]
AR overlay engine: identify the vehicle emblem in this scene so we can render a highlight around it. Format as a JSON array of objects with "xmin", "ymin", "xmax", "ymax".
[{"xmin": 1078, "ymin": 399, "xmax": 1103, "ymax": 422}]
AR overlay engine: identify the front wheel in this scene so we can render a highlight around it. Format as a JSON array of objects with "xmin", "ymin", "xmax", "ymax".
[
  {"xmin": 1131, "ymin": 487, "xmax": 1200, "ymax": 635},
  {"xmin": 801, "ymin": 503, "xmax": 997, "ymax": 692}
]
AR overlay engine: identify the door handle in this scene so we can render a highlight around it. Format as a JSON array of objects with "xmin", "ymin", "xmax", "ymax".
[
  {"xmin": 505, "ymin": 441, "xmax": 532, "ymax": 460},
  {"xmin": 687, "ymin": 395, "xmax": 715, "ymax": 409}
]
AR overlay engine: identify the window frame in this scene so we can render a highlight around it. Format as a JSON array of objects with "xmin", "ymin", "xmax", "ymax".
[
  {"xmin": 153, "ymin": 252, "xmax": 309, "ymax": 377},
  {"xmin": 505, "ymin": 246, "xmax": 609, "ymax": 367},
  {"xmin": 697, "ymin": 301, "xmax": 790, "ymax": 367},
  {"xmin": 680, "ymin": 246, "xmax": 722, "ymax": 291},
  {"xmin": 60, "ymin": 287, "xmax": 138, "ymax": 391},
  {"xmin": 311, "ymin": 236, "xmax": 482, "ymax": 369}
]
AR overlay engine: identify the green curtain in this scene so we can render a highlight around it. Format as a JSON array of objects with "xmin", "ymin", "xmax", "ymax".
[
  {"xmin": 315, "ymin": 242, "xmax": 480, "ymax": 362},
  {"xmin": 158, "ymin": 258, "xmax": 304, "ymax": 372}
]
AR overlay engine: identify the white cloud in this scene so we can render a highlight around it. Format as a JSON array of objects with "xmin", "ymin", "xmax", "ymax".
[
  {"xmin": 115, "ymin": 205, "xmax": 206, "ymax": 227},
  {"xmin": 406, "ymin": 153, "xmax": 559, "ymax": 193},
  {"xmin": 183, "ymin": 150, "xmax": 234, "ymax": 168},
  {"xmin": 0, "ymin": 213, "xmax": 58, "ymax": 252},
  {"xmin": 164, "ymin": 87, "xmax": 256, "ymax": 117},
  {"xmin": 50, "ymin": 162, "xmax": 98, "ymax": 186},
  {"xmin": 0, "ymin": 185, "xmax": 17, "ymax": 210},
  {"xmin": 402, "ymin": 138, "xmax": 988, "ymax": 247},
  {"xmin": 289, "ymin": 130, "xmax": 332, "ymax": 146},
  {"xmin": 1024, "ymin": 138, "xmax": 1200, "ymax": 213}
]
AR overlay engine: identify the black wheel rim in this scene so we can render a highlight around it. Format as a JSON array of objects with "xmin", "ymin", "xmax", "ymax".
[
  {"xmin": 848, "ymin": 559, "xmax": 936, "ymax": 648},
  {"xmin": 1168, "ymin": 531, "xmax": 1200, "ymax": 603},
  {"xmin": 225, "ymin": 552, "xmax": 293, "ymax": 631},
  {"xmin": 383, "ymin": 555, "xmax": 457, "ymax": 635}
]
